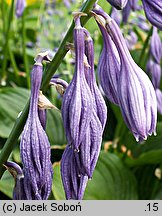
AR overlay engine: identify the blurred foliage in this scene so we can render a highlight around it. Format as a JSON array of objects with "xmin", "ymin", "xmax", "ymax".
[{"xmin": 0, "ymin": 0, "xmax": 162, "ymax": 200}]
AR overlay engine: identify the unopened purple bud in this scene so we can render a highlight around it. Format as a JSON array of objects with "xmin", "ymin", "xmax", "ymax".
[
  {"xmin": 122, "ymin": 1, "xmax": 131, "ymax": 24},
  {"xmin": 150, "ymin": 27, "xmax": 162, "ymax": 64},
  {"xmin": 96, "ymin": 22, "xmax": 120, "ymax": 105},
  {"xmin": 60, "ymin": 146, "xmax": 88, "ymax": 200},
  {"xmin": 83, "ymin": 29, "xmax": 107, "ymax": 129},
  {"xmin": 61, "ymin": 16, "xmax": 93, "ymax": 150},
  {"xmin": 93, "ymin": 5, "xmax": 157, "ymax": 142},
  {"xmin": 142, "ymin": 0, "xmax": 162, "ymax": 30},
  {"xmin": 125, "ymin": 30, "xmax": 138, "ymax": 50},
  {"xmin": 38, "ymin": 109, "xmax": 47, "ymax": 129},
  {"xmin": 20, "ymin": 52, "xmax": 53, "ymax": 200},
  {"xmin": 16, "ymin": 0, "xmax": 26, "ymax": 18},
  {"xmin": 106, "ymin": 0, "xmax": 128, "ymax": 10},
  {"xmin": 106, "ymin": 19, "xmax": 157, "ymax": 141},
  {"xmin": 130, "ymin": 15, "xmax": 150, "ymax": 31},
  {"xmin": 111, "ymin": 7, "xmax": 122, "ymax": 26},
  {"xmin": 149, "ymin": 61, "xmax": 161, "ymax": 89},
  {"xmin": 155, "ymin": 89, "xmax": 162, "ymax": 114},
  {"xmin": 129, "ymin": 0, "xmax": 139, "ymax": 11},
  {"xmin": 146, "ymin": 58, "xmax": 154, "ymax": 74},
  {"xmin": 4, "ymin": 162, "xmax": 26, "ymax": 200}
]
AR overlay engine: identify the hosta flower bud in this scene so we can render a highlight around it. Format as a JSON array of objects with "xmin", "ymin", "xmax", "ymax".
[
  {"xmin": 149, "ymin": 61, "xmax": 161, "ymax": 89},
  {"xmin": 106, "ymin": 0, "xmax": 128, "ymax": 10},
  {"xmin": 125, "ymin": 30, "xmax": 138, "ymax": 50},
  {"xmin": 111, "ymin": 7, "xmax": 121, "ymax": 26},
  {"xmin": 150, "ymin": 27, "xmax": 162, "ymax": 64},
  {"xmin": 96, "ymin": 22, "xmax": 120, "ymax": 105},
  {"xmin": 146, "ymin": 58, "xmax": 154, "ymax": 74},
  {"xmin": 129, "ymin": 0, "xmax": 138, "ymax": 11},
  {"xmin": 4, "ymin": 162, "xmax": 26, "ymax": 200},
  {"xmin": 84, "ymin": 29, "xmax": 107, "ymax": 129},
  {"xmin": 20, "ymin": 52, "xmax": 53, "ymax": 200},
  {"xmin": 61, "ymin": 145, "xmax": 88, "ymax": 200},
  {"xmin": 16, "ymin": 0, "xmax": 26, "ymax": 18},
  {"xmin": 142, "ymin": 0, "xmax": 162, "ymax": 30},
  {"xmin": 93, "ymin": 5, "xmax": 157, "ymax": 142},
  {"xmin": 61, "ymin": 16, "xmax": 93, "ymax": 150},
  {"xmin": 156, "ymin": 89, "xmax": 162, "ymax": 114},
  {"xmin": 122, "ymin": 1, "xmax": 131, "ymax": 24},
  {"xmin": 131, "ymin": 15, "xmax": 150, "ymax": 32}
]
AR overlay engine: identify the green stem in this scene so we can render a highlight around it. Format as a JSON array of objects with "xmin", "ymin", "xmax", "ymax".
[
  {"xmin": 22, "ymin": 11, "xmax": 30, "ymax": 88},
  {"xmin": 0, "ymin": 0, "xmax": 97, "ymax": 179},
  {"xmin": 1, "ymin": 0, "xmax": 6, "ymax": 34},
  {"xmin": 138, "ymin": 27, "xmax": 153, "ymax": 67},
  {"xmin": 8, "ymin": 42, "xmax": 20, "ymax": 84},
  {"xmin": 1, "ymin": 0, "xmax": 14, "ymax": 84}
]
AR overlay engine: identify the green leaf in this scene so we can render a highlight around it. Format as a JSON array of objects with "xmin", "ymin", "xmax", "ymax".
[
  {"xmin": 52, "ymin": 151, "xmax": 138, "ymax": 200},
  {"xmin": 0, "ymin": 170, "xmax": 14, "ymax": 199},
  {"xmin": 133, "ymin": 165, "xmax": 161, "ymax": 200},
  {"xmin": 46, "ymin": 109, "xmax": 67, "ymax": 146},
  {"xmin": 0, "ymin": 87, "xmax": 30, "ymax": 138},
  {"xmin": 52, "ymin": 163, "xmax": 66, "ymax": 200},
  {"xmin": 125, "ymin": 150, "xmax": 162, "ymax": 168},
  {"xmin": 84, "ymin": 152, "xmax": 138, "ymax": 200}
]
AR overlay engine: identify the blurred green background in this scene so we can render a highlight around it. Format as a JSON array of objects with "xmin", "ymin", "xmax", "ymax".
[{"xmin": 0, "ymin": 0, "xmax": 162, "ymax": 200}]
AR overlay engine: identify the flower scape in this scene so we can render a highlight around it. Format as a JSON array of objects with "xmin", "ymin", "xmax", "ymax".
[{"xmin": 0, "ymin": 0, "xmax": 162, "ymax": 200}]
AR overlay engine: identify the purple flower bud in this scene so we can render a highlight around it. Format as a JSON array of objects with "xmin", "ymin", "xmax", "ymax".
[
  {"xmin": 4, "ymin": 161, "xmax": 26, "ymax": 200},
  {"xmin": 129, "ymin": 0, "xmax": 139, "ymax": 11},
  {"xmin": 122, "ymin": 1, "xmax": 131, "ymax": 24},
  {"xmin": 142, "ymin": 0, "xmax": 162, "ymax": 30},
  {"xmin": 96, "ymin": 22, "xmax": 120, "ymax": 105},
  {"xmin": 111, "ymin": 7, "xmax": 122, "ymax": 26},
  {"xmin": 130, "ymin": 15, "xmax": 150, "ymax": 31},
  {"xmin": 16, "ymin": 0, "xmax": 26, "ymax": 18},
  {"xmin": 125, "ymin": 30, "xmax": 138, "ymax": 50},
  {"xmin": 150, "ymin": 27, "xmax": 162, "ymax": 64},
  {"xmin": 38, "ymin": 109, "xmax": 47, "ymax": 130},
  {"xmin": 61, "ymin": 146, "xmax": 88, "ymax": 200},
  {"xmin": 149, "ymin": 61, "xmax": 161, "ymax": 89},
  {"xmin": 93, "ymin": 5, "xmax": 157, "ymax": 142},
  {"xmin": 61, "ymin": 17, "xmax": 93, "ymax": 150},
  {"xmin": 83, "ymin": 29, "xmax": 107, "ymax": 129},
  {"xmin": 106, "ymin": 0, "xmax": 128, "ymax": 10},
  {"xmin": 156, "ymin": 89, "xmax": 162, "ymax": 114},
  {"xmin": 20, "ymin": 52, "xmax": 53, "ymax": 200},
  {"xmin": 122, "ymin": 0, "xmax": 139, "ymax": 24},
  {"xmin": 146, "ymin": 58, "xmax": 154, "ymax": 74}
]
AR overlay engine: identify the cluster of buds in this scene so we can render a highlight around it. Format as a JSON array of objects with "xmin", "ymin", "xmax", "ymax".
[
  {"xmin": 61, "ymin": 13, "xmax": 107, "ymax": 199},
  {"xmin": 93, "ymin": 4, "xmax": 157, "ymax": 142},
  {"xmin": 147, "ymin": 27, "xmax": 162, "ymax": 114}
]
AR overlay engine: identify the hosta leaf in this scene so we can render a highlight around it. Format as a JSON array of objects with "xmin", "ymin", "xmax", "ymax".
[
  {"xmin": 52, "ymin": 163, "xmax": 65, "ymax": 200},
  {"xmin": 52, "ymin": 151, "xmax": 138, "ymax": 200},
  {"xmin": 84, "ymin": 152, "xmax": 138, "ymax": 200},
  {"xmin": 125, "ymin": 150, "xmax": 162, "ymax": 167},
  {"xmin": 0, "ymin": 87, "xmax": 30, "ymax": 138},
  {"xmin": 46, "ymin": 109, "xmax": 67, "ymax": 146},
  {"xmin": 0, "ymin": 170, "xmax": 14, "ymax": 199}
]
